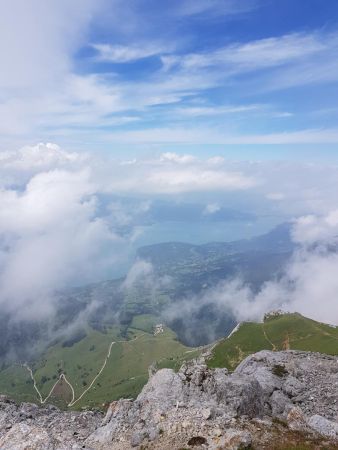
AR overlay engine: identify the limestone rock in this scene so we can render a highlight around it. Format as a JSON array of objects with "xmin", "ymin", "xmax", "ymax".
[
  {"xmin": 219, "ymin": 429, "xmax": 252, "ymax": 450},
  {"xmin": 0, "ymin": 396, "xmax": 102, "ymax": 450},
  {"xmin": 270, "ymin": 390, "xmax": 293, "ymax": 419},
  {"xmin": 307, "ymin": 414, "xmax": 338, "ymax": 439},
  {"xmin": 0, "ymin": 423, "xmax": 53, "ymax": 450},
  {"xmin": 0, "ymin": 351, "xmax": 337, "ymax": 449}
]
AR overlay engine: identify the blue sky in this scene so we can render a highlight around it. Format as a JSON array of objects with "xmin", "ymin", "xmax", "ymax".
[
  {"xmin": 3, "ymin": 1, "xmax": 338, "ymax": 318},
  {"xmin": 1, "ymin": 0, "xmax": 338, "ymax": 159}
]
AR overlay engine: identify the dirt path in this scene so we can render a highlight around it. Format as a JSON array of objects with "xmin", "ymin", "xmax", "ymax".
[
  {"xmin": 23, "ymin": 333, "xmax": 145, "ymax": 408},
  {"xmin": 23, "ymin": 340, "xmax": 115, "ymax": 407},
  {"xmin": 67, "ymin": 340, "xmax": 115, "ymax": 407},
  {"xmin": 24, "ymin": 364, "xmax": 74, "ymax": 406}
]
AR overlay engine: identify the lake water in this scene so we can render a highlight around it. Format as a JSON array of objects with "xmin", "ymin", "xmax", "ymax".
[
  {"xmin": 112, "ymin": 215, "xmax": 290, "ymax": 277},
  {"xmin": 133, "ymin": 216, "xmax": 288, "ymax": 247}
]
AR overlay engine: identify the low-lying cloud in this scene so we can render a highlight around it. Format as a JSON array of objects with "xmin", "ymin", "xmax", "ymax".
[
  {"xmin": 165, "ymin": 213, "xmax": 338, "ymax": 333},
  {"xmin": 1, "ymin": 143, "xmax": 338, "ymax": 329},
  {"xmin": 0, "ymin": 167, "xmax": 124, "ymax": 320},
  {"xmin": 0, "ymin": 143, "xmax": 256, "ymax": 321}
]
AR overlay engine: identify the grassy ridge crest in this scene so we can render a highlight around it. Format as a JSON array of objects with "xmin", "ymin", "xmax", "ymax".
[{"xmin": 207, "ymin": 312, "xmax": 338, "ymax": 371}]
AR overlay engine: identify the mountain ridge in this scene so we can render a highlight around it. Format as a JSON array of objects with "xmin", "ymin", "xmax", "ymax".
[
  {"xmin": 208, "ymin": 312, "xmax": 338, "ymax": 371},
  {"xmin": 1, "ymin": 349, "xmax": 337, "ymax": 449}
]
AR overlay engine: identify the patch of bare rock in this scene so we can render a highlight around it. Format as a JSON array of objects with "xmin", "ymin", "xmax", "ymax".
[{"xmin": 0, "ymin": 350, "xmax": 337, "ymax": 449}]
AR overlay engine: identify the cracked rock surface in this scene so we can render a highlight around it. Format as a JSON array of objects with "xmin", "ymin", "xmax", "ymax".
[
  {"xmin": 0, "ymin": 397, "xmax": 102, "ymax": 449},
  {"xmin": 0, "ymin": 350, "xmax": 337, "ymax": 449}
]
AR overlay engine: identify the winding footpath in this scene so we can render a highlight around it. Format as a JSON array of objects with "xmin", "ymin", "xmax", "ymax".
[
  {"xmin": 24, "ymin": 365, "xmax": 75, "ymax": 406},
  {"xmin": 23, "ymin": 334, "xmax": 144, "ymax": 408}
]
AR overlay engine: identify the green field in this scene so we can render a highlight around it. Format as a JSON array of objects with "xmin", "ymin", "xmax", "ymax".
[
  {"xmin": 208, "ymin": 312, "xmax": 338, "ymax": 370},
  {"xmin": 2, "ymin": 311, "xmax": 336, "ymax": 410},
  {"xmin": 0, "ymin": 315, "xmax": 200, "ymax": 410}
]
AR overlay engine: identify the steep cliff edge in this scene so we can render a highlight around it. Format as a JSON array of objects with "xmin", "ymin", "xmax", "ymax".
[{"xmin": 0, "ymin": 350, "xmax": 337, "ymax": 449}]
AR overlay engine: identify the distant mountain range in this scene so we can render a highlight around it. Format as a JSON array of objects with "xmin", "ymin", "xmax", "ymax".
[{"xmin": 137, "ymin": 222, "xmax": 293, "ymax": 289}]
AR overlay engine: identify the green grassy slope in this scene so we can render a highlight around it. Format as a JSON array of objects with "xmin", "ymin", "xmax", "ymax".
[
  {"xmin": 3, "ymin": 310, "xmax": 336, "ymax": 409},
  {"xmin": 0, "ymin": 315, "xmax": 200, "ymax": 410},
  {"xmin": 208, "ymin": 312, "xmax": 338, "ymax": 371}
]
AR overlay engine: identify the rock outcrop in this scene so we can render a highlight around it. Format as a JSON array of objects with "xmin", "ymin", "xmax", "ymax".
[
  {"xmin": 0, "ymin": 397, "xmax": 102, "ymax": 449},
  {"xmin": 0, "ymin": 350, "xmax": 337, "ymax": 449}
]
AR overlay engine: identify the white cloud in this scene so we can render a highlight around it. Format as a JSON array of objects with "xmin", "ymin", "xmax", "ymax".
[
  {"xmin": 253, "ymin": 241, "xmax": 338, "ymax": 325},
  {"xmin": 266, "ymin": 192, "xmax": 285, "ymax": 201},
  {"xmin": 158, "ymin": 31, "xmax": 338, "ymax": 105},
  {"xmin": 0, "ymin": 0, "xmax": 336, "ymax": 151},
  {"xmin": 122, "ymin": 259, "xmax": 153, "ymax": 289},
  {"xmin": 174, "ymin": 104, "xmax": 262, "ymax": 117},
  {"xmin": 291, "ymin": 210, "xmax": 338, "ymax": 245},
  {"xmin": 0, "ymin": 143, "xmax": 90, "ymax": 191},
  {"xmin": 147, "ymin": 168, "xmax": 255, "ymax": 193},
  {"xmin": 4, "ymin": 143, "xmax": 338, "ymax": 214},
  {"xmin": 163, "ymin": 32, "xmax": 327, "ymax": 73},
  {"xmin": 2, "ymin": 143, "xmax": 338, "ymax": 325},
  {"xmin": 0, "ymin": 1, "xmax": 115, "ymax": 144},
  {"xmin": 0, "ymin": 5, "xmax": 337, "ymax": 148},
  {"xmin": 92, "ymin": 43, "xmax": 166, "ymax": 63},
  {"xmin": 105, "ymin": 126, "xmax": 338, "ymax": 145},
  {"xmin": 1, "ymin": 143, "xmax": 258, "ymax": 195},
  {"xmin": 160, "ymin": 152, "xmax": 196, "ymax": 164},
  {"xmin": 0, "ymin": 143, "xmax": 261, "ymax": 318},
  {"xmin": 0, "ymin": 152, "xmax": 127, "ymax": 319},
  {"xmin": 167, "ymin": 220, "xmax": 338, "ymax": 328},
  {"xmin": 105, "ymin": 162, "xmax": 256, "ymax": 194},
  {"xmin": 179, "ymin": 213, "xmax": 338, "ymax": 326},
  {"xmin": 176, "ymin": 0, "xmax": 256, "ymax": 17},
  {"xmin": 0, "ymin": 0, "xmax": 102, "ymax": 90},
  {"xmin": 0, "ymin": 143, "xmax": 85, "ymax": 171},
  {"xmin": 108, "ymin": 200, "xmax": 151, "ymax": 229},
  {"xmin": 203, "ymin": 203, "xmax": 221, "ymax": 214},
  {"xmin": 207, "ymin": 156, "xmax": 225, "ymax": 165}
]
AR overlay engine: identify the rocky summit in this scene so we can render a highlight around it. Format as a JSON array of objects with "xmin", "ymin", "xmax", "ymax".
[{"xmin": 0, "ymin": 350, "xmax": 337, "ymax": 449}]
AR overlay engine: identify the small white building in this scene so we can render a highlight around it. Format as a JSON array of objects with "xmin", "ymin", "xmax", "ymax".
[{"xmin": 154, "ymin": 323, "xmax": 164, "ymax": 335}]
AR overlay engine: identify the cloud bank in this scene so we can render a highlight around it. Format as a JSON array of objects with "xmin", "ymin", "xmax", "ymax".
[
  {"xmin": 1, "ymin": 143, "xmax": 338, "ymax": 327},
  {"xmin": 0, "ymin": 167, "xmax": 123, "ymax": 320},
  {"xmin": 0, "ymin": 143, "xmax": 257, "ymax": 320},
  {"xmin": 165, "ymin": 213, "xmax": 338, "ymax": 329}
]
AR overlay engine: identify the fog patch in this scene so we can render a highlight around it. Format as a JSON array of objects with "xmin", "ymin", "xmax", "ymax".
[{"xmin": 163, "ymin": 213, "xmax": 338, "ymax": 343}]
